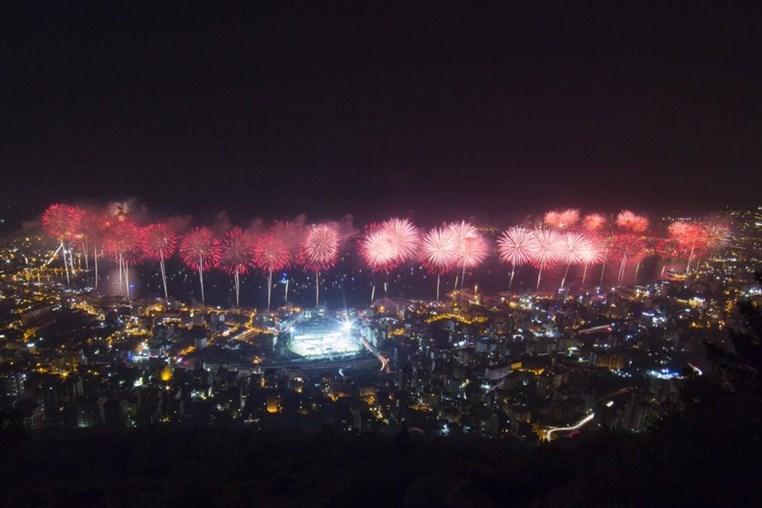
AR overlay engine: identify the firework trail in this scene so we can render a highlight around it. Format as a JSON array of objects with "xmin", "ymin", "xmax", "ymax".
[
  {"xmin": 447, "ymin": 221, "xmax": 489, "ymax": 289},
  {"xmin": 497, "ymin": 226, "xmax": 534, "ymax": 288},
  {"xmin": 301, "ymin": 223, "xmax": 340, "ymax": 307},
  {"xmin": 217, "ymin": 228, "xmax": 256, "ymax": 307},
  {"xmin": 105, "ymin": 221, "xmax": 144, "ymax": 297},
  {"xmin": 141, "ymin": 224, "xmax": 178, "ymax": 301},
  {"xmin": 527, "ymin": 228, "xmax": 563, "ymax": 289},
  {"xmin": 179, "ymin": 227, "xmax": 220, "ymax": 304},
  {"xmin": 77, "ymin": 210, "xmax": 108, "ymax": 287},
  {"xmin": 558, "ymin": 232, "xmax": 587, "ymax": 289},
  {"xmin": 421, "ymin": 227, "xmax": 459, "ymax": 300},
  {"xmin": 254, "ymin": 231, "xmax": 290, "ymax": 309},
  {"xmin": 41, "ymin": 204, "xmax": 84, "ymax": 284},
  {"xmin": 611, "ymin": 233, "xmax": 645, "ymax": 284},
  {"xmin": 544, "ymin": 209, "xmax": 580, "ymax": 230}
]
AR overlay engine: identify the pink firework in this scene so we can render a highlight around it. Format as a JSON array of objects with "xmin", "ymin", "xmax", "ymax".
[
  {"xmin": 578, "ymin": 238, "xmax": 605, "ymax": 285},
  {"xmin": 105, "ymin": 221, "xmax": 144, "ymax": 298},
  {"xmin": 301, "ymin": 223, "xmax": 340, "ymax": 307},
  {"xmin": 254, "ymin": 232, "xmax": 290, "ymax": 309},
  {"xmin": 357, "ymin": 224, "xmax": 393, "ymax": 302},
  {"xmin": 558, "ymin": 232, "xmax": 587, "ymax": 288},
  {"xmin": 421, "ymin": 227, "xmax": 458, "ymax": 300},
  {"xmin": 527, "ymin": 228, "xmax": 563, "ymax": 289},
  {"xmin": 41, "ymin": 204, "xmax": 85, "ymax": 284},
  {"xmin": 497, "ymin": 226, "xmax": 535, "ymax": 288},
  {"xmin": 544, "ymin": 209, "xmax": 580, "ymax": 230},
  {"xmin": 446, "ymin": 221, "xmax": 489, "ymax": 288},
  {"xmin": 582, "ymin": 213, "xmax": 607, "ymax": 232},
  {"xmin": 616, "ymin": 210, "xmax": 649, "ymax": 233},
  {"xmin": 218, "ymin": 228, "xmax": 256, "ymax": 307},
  {"xmin": 141, "ymin": 223, "xmax": 178, "ymax": 300},
  {"xmin": 179, "ymin": 227, "xmax": 221, "ymax": 304},
  {"xmin": 379, "ymin": 217, "xmax": 420, "ymax": 266},
  {"xmin": 358, "ymin": 224, "xmax": 396, "ymax": 272}
]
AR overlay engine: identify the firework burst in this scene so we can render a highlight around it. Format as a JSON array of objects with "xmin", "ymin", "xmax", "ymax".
[
  {"xmin": 616, "ymin": 210, "xmax": 649, "ymax": 233},
  {"xmin": 558, "ymin": 232, "xmax": 587, "ymax": 288},
  {"xmin": 497, "ymin": 226, "xmax": 534, "ymax": 288},
  {"xmin": 578, "ymin": 238, "xmax": 604, "ymax": 285},
  {"xmin": 141, "ymin": 224, "xmax": 178, "ymax": 300},
  {"xmin": 254, "ymin": 232, "xmax": 290, "ymax": 309},
  {"xmin": 421, "ymin": 227, "xmax": 458, "ymax": 300},
  {"xmin": 41, "ymin": 204, "xmax": 85, "ymax": 284},
  {"xmin": 582, "ymin": 213, "xmax": 607, "ymax": 232},
  {"xmin": 527, "ymin": 228, "xmax": 563, "ymax": 289},
  {"xmin": 218, "ymin": 228, "xmax": 256, "ymax": 307},
  {"xmin": 544, "ymin": 209, "xmax": 580, "ymax": 230},
  {"xmin": 179, "ymin": 227, "xmax": 220, "ymax": 304},
  {"xmin": 446, "ymin": 221, "xmax": 489, "ymax": 289},
  {"xmin": 301, "ymin": 224, "xmax": 340, "ymax": 306},
  {"xmin": 668, "ymin": 221, "xmax": 706, "ymax": 273}
]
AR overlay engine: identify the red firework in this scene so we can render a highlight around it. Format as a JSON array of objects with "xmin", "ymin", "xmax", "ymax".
[
  {"xmin": 41, "ymin": 203, "xmax": 84, "ymax": 240},
  {"xmin": 255, "ymin": 231, "xmax": 291, "ymax": 309},
  {"xmin": 668, "ymin": 221, "xmax": 706, "ymax": 272},
  {"xmin": 105, "ymin": 221, "xmax": 144, "ymax": 266},
  {"xmin": 616, "ymin": 210, "xmax": 649, "ymax": 233},
  {"xmin": 217, "ymin": 228, "xmax": 256, "ymax": 307},
  {"xmin": 141, "ymin": 224, "xmax": 178, "ymax": 260},
  {"xmin": 582, "ymin": 213, "xmax": 607, "ymax": 232},
  {"xmin": 611, "ymin": 233, "xmax": 645, "ymax": 262},
  {"xmin": 179, "ymin": 227, "xmax": 220, "ymax": 304},
  {"xmin": 180, "ymin": 227, "xmax": 220, "ymax": 271},
  {"xmin": 217, "ymin": 228, "xmax": 256, "ymax": 276},
  {"xmin": 272, "ymin": 221, "xmax": 305, "ymax": 265},
  {"xmin": 254, "ymin": 233, "xmax": 290, "ymax": 273},
  {"xmin": 141, "ymin": 223, "xmax": 178, "ymax": 300},
  {"xmin": 544, "ymin": 209, "xmax": 580, "ymax": 230},
  {"xmin": 301, "ymin": 223, "xmax": 340, "ymax": 271}
]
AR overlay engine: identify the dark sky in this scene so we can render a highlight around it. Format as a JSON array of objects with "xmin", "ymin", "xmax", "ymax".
[{"xmin": 2, "ymin": 1, "xmax": 760, "ymax": 222}]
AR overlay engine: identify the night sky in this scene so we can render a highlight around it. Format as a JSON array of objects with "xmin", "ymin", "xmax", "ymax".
[{"xmin": 2, "ymin": 1, "xmax": 760, "ymax": 223}]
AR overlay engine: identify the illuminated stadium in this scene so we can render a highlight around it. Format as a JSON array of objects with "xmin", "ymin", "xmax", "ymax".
[{"xmin": 286, "ymin": 317, "xmax": 363, "ymax": 359}]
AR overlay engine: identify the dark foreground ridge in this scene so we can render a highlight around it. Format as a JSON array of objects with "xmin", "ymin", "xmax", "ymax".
[{"xmin": 2, "ymin": 383, "xmax": 760, "ymax": 508}]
